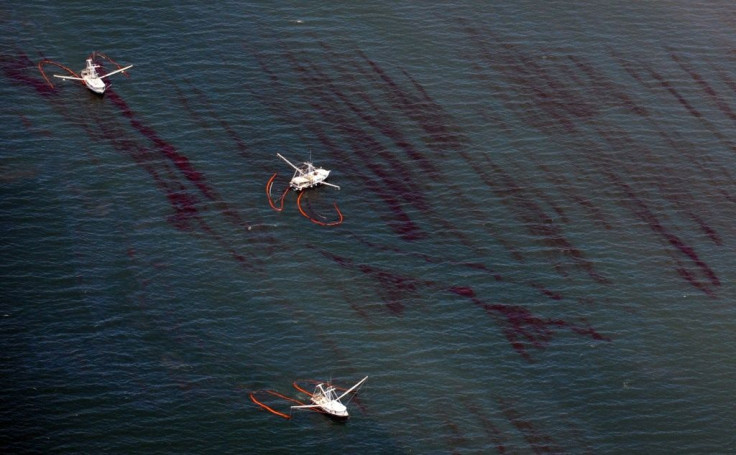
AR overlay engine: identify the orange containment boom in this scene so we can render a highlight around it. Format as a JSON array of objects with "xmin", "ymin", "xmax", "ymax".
[{"xmin": 249, "ymin": 389, "xmax": 305, "ymax": 420}]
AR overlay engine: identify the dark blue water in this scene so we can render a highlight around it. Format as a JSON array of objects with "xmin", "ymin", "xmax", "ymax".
[{"xmin": 2, "ymin": 1, "xmax": 736, "ymax": 453}]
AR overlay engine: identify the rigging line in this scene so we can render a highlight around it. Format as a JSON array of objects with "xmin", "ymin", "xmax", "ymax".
[{"xmin": 92, "ymin": 51, "xmax": 131, "ymax": 77}]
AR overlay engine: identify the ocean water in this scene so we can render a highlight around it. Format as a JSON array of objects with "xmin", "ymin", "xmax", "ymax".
[{"xmin": 2, "ymin": 1, "xmax": 736, "ymax": 453}]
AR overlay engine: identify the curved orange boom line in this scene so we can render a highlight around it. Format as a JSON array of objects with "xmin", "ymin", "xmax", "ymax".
[
  {"xmin": 38, "ymin": 60, "xmax": 79, "ymax": 89},
  {"xmin": 249, "ymin": 390, "xmax": 305, "ymax": 420},
  {"xmin": 297, "ymin": 191, "xmax": 343, "ymax": 226},
  {"xmin": 266, "ymin": 173, "xmax": 289, "ymax": 212},
  {"xmin": 292, "ymin": 382, "xmax": 314, "ymax": 397}
]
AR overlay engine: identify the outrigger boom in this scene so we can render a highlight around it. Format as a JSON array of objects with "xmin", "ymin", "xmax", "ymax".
[
  {"xmin": 100, "ymin": 64, "xmax": 134, "ymax": 79},
  {"xmin": 335, "ymin": 375, "xmax": 368, "ymax": 401},
  {"xmin": 276, "ymin": 153, "xmax": 303, "ymax": 173}
]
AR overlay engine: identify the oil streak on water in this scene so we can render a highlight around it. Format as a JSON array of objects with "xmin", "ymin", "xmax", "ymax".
[{"xmin": 2, "ymin": 1, "xmax": 736, "ymax": 453}]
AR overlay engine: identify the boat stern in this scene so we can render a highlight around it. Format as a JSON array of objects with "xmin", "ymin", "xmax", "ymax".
[
  {"xmin": 321, "ymin": 400, "xmax": 348, "ymax": 419},
  {"xmin": 85, "ymin": 77, "xmax": 107, "ymax": 94}
]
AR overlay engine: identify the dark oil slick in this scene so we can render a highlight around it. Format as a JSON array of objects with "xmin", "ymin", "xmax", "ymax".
[{"xmin": 2, "ymin": 2, "xmax": 735, "ymax": 454}]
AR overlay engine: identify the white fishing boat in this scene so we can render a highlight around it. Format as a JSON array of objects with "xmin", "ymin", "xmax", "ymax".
[
  {"xmin": 291, "ymin": 376, "xmax": 367, "ymax": 419},
  {"xmin": 54, "ymin": 58, "xmax": 133, "ymax": 94},
  {"xmin": 277, "ymin": 153, "xmax": 340, "ymax": 191}
]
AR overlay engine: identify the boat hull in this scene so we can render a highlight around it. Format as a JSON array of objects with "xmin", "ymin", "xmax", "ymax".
[
  {"xmin": 322, "ymin": 411, "xmax": 349, "ymax": 421},
  {"xmin": 84, "ymin": 76, "xmax": 106, "ymax": 94},
  {"xmin": 313, "ymin": 395, "xmax": 349, "ymax": 419}
]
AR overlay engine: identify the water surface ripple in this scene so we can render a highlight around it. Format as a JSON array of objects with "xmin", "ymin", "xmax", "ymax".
[{"xmin": 2, "ymin": 1, "xmax": 735, "ymax": 453}]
